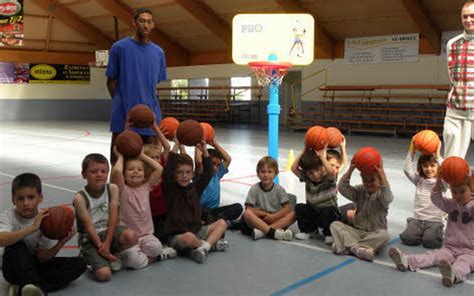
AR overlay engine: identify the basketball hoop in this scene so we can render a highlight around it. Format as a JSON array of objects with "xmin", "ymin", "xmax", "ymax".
[{"xmin": 249, "ymin": 61, "xmax": 292, "ymax": 87}]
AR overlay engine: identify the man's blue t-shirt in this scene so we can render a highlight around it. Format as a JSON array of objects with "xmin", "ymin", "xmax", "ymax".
[
  {"xmin": 200, "ymin": 164, "xmax": 229, "ymax": 209},
  {"xmin": 106, "ymin": 37, "xmax": 167, "ymax": 135}
]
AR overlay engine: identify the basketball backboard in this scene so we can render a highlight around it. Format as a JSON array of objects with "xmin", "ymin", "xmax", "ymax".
[{"xmin": 232, "ymin": 14, "xmax": 314, "ymax": 65}]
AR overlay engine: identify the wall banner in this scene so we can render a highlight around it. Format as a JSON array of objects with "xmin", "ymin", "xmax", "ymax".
[
  {"xmin": 344, "ymin": 33, "xmax": 419, "ymax": 64},
  {"xmin": 29, "ymin": 64, "xmax": 90, "ymax": 84},
  {"xmin": 0, "ymin": 62, "xmax": 28, "ymax": 83},
  {"xmin": 0, "ymin": 0, "xmax": 23, "ymax": 46}
]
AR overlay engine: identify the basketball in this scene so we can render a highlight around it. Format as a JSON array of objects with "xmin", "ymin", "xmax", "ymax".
[
  {"xmin": 176, "ymin": 119, "xmax": 204, "ymax": 146},
  {"xmin": 304, "ymin": 126, "xmax": 329, "ymax": 150},
  {"xmin": 413, "ymin": 130, "xmax": 440, "ymax": 155},
  {"xmin": 159, "ymin": 117, "xmax": 180, "ymax": 140},
  {"xmin": 326, "ymin": 127, "xmax": 343, "ymax": 148},
  {"xmin": 440, "ymin": 156, "xmax": 469, "ymax": 186},
  {"xmin": 115, "ymin": 130, "xmax": 143, "ymax": 158},
  {"xmin": 129, "ymin": 104, "xmax": 154, "ymax": 128},
  {"xmin": 40, "ymin": 206, "xmax": 74, "ymax": 240},
  {"xmin": 353, "ymin": 147, "xmax": 382, "ymax": 174},
  {"xmin": 200, "ymin": 122, "xmax": 215, "ymax": 144}
]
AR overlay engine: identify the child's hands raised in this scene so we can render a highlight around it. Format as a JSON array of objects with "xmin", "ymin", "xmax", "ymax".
[
  {"xmin": 435, "ymin": 141, "xmax": 442, "ymax": 159},
  {"xmin": 113, "ymin": 145, "xmax": 122, "ymax": 158},
  {"xmin": 408, "ymin": 137, "xmax": 415, "ymax": 154},
  {"xmin": 316, "ymin": 145, "xmax": 327, "ymax": 159}
]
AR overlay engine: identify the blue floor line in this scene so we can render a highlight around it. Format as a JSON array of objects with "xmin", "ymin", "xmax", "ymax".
[{"xmin": 270, "ymin": 237, "xmax": 402, "ymax": 296}]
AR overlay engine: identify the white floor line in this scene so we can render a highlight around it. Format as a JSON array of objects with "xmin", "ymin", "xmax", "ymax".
[
  {"xmin": 0, "ymin": 172, "xmax": 76, "ymax": 193},
  {"xmin": 282, "ymin": 241, "xmax": 474, "ymax": 285}
]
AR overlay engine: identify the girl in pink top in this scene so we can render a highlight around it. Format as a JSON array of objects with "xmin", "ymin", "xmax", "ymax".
[
  {"xmin": 112, "ymin": 146, "xmax": 167, "ymax": 269},
  {"xmin": 390, "ymin": 173, "xmax": 474, "ymax": 287}
]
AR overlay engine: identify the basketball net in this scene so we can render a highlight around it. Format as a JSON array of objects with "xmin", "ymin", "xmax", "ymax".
[{"xmin": 249, "ymin": 61, "xmax": 292, "ymax": 87}]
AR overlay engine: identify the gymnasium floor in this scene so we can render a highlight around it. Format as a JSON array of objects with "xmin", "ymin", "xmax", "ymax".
[{"xmin": 0, "ymin": 120, "xmax": 473, "ymax": 296}]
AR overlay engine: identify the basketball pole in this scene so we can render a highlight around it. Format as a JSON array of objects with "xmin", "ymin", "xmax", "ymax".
[{"xmin": 268, "ymin": 77, "xmax": 280, "ymax": 183}]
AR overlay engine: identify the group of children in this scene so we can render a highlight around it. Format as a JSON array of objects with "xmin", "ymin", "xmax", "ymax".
[{"xmin": 0, "ymin": 122, "xmax": 473, "ymax": 295}]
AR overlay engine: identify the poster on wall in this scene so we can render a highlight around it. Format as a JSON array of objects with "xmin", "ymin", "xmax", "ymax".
[
  {"xmin": 0, "ymin": 62, "xmax": 28, "ymax": 83},
  {"xmin": 344, "ymin": 33, "xmax": 419, "ymax": 64},
  {"xmin": 0, "ymin": 0, "xmax": 23, "ymax": 46},
  {"xmin": 29, "ymin": 64, "xmax": 90, "ymax": 84}
]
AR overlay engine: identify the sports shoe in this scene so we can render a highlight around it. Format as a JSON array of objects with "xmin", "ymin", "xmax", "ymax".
[
  {"xmin": 190, "ymin": 247, "xmax": 207, "ymax": 263},
  {"xmin": 332, "ymin": 243, "xmax": 350, "ymax": 255},
  {"xmin": 21, "ymin": 284, "xmax": 44, "ymax": 296},
  {"xmin": 109, "ymin": 258, "xmax": 122, "ymax": 272},
  {"xmin": 324, "ymin": 236, "xmax": 334, "ymax": 245},
  {"xmin": 211, "ymin": 239, "xmax": 229, "ymax": 252},
  {"xmin": 388, "ymin": 247, "xmax": 408, "ymax": 271},
  {"xmin": 252, "ymin": 228, "xmax": 265, "ymax": 240},
  {"xmin": 8, "ymin": 284, "xmax": 18, "ymax": 296},
  {"xmin": 159, "ymin": 247, "xmax": 177, "ymax": 261},
  {"xmin": 295, "ymin": 232, "xmax": 311, "ymax": 240},
  {"xmin": 439, "ymin": 260, "xmax": 455, "ymax": 287},
  {"xmin": 274, "ymin": 229, "xmax": 293, "ymax": 241},
  {"xmin": 351, "ymin": 246, "xmax": 374, "ymax": 262}
]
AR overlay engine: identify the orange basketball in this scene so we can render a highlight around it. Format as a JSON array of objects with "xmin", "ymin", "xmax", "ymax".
[
  {"xmin": 326, "ymin": 127, "xmax": 343, "ymax": 148},
  {"xmin": 440, "ymin": 156, "xmax": 469, "ymax": 186},
  {"xmin": 40, "ymin": 206, "xmax": 74, "ymax": 240},
  {"xmin": 413, "ymin": 130, "xmax": 440, "ymax": 155},
  {"xmin": 200, "ymin": 122, "xmax": 215, "ymax": 144},
  {"xmin": 176, "ymin": 119, "xmax": 204, "ymax": 146},
  {"xmin": 159, "ymin": 117, "xmax": 180, "ymax": 140},
  {"xmin": 116, "ymin": 130, "xmax": 143, "ymax": 158},
  {"xmin": 353, "ymin": 147, "xmax": 382, "ymax": 174},
  {"xmin": 129, "ymin": 104, "xmax": 154, "ymax": 128},
  {"xmin": 305, "ymin": 126, "xmax": 329, "ymax": 150}
]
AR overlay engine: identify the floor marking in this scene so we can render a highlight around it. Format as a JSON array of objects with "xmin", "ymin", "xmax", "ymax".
[{"xmin": 0, "ymin": 172, "xmax": 77, "ymax": 193}]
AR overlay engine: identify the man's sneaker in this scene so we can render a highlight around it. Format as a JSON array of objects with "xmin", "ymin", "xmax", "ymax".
[
  {"xmin": 351, "ymin": 246, "xmax": 374, "ymax": 262},
  {"xmin": 275, "ymin": 229, "xmax": 293, "ymax": 241},
  {"xmin": 295, "ymin": 232, "xmax": 311, "ymax": 240},
  {"xmin": 190, "ymin": 247, "xmax": 207, "ymax": 263},
  {"xmin": 389, "ymin": 247, "xmax": 408, "ymax": 271},
  {"xmin": 21, "ymin": 284, "xmax": 44, "ymax": 296},
  {"xmin": 159, "ymin": 247, "xmax": 177, "ymax": 261},
  {"xmin": 109, "ymin": 258, "xmax": 122, "ymax": 272},
  {"xmin": 252, "ymin": 228, "xmax": 265, "ymax": 240},
  {"xmin": 8, "ymin": 284, "xmax": 18, "ymax": 296},
  {"xmin": 439, "ymin": 260, "xmax": 455, "ymax": 287},
  {"xmin": 324, "ymin": 236, "xmax": 334, "ymax": 245},
  {"xmin": 211, "ymin": 239, "xmax": 229, "ymax": 252}
]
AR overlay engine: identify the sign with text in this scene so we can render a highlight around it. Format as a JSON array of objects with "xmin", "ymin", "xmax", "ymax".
[
  {"xmin": 344, "ymin": 33, "xmax": 419, "ymax": 64},
  {"xmin": 29, "ymin": 64, "xmax": 90, "ymax": 84},
  {"xmin": 0, "ymin": 62, "xmax": 28, "ymax": 83},
  {"xmin": 0, "ymin": 0, "xmax": 23, "ymax": 46}
]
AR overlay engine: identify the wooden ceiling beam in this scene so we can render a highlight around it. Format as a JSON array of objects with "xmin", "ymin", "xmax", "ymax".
[
  {"xmin": 274, "ymin": 0, "xmax": 334, "ymax": 59},
  {"xmin": 0, "ymin": 49, "xmax": 94, "ymax": 65},
  {"xmin": 174, "ymin": 0, "xmax": 231, "ymax": 45},
  {"xmin": 31, "ymin": 0, "xmax": 113, "ymax": 49},
  {"xmin": 400, "ymin": 0, "xmax": 440, "ymax": 54},
  {"xmin": 95, "ymin": 0, "xmax": 189, "ymax": 66}
]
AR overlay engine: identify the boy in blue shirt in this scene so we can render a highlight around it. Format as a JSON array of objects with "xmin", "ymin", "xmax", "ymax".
[{"xmin": 194, "ymin": 139, "xmax": 243, "ymax": 225}]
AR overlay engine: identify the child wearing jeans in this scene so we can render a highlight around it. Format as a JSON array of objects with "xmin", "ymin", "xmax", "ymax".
[
  {"xmin": 330, "ymin": 159, "xmax": 393, "ymax": 262},
  {"xmin": 400, "ymin": 140, "xmax": 445, "ymax": 248},
  {"xmin": 390, "ymin": 173, "xmax": 474, "ymax": 287}
]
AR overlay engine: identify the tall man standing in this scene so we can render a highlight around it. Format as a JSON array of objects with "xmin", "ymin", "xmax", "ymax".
[
  {"xmin": 444, "ymin": 0, "xmax": 474, "ymax": 158},
  {"xmin": 106, "ymin": 8, "xmax": 167, "ymax": 164}
]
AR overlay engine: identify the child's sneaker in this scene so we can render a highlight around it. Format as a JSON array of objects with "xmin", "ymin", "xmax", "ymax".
[
  {"xmin": 211, "ymin": 239, "xmax": 229, "ymax": 252},
  {"xmin": 190, "ymin": 247, "xmax": 207, "ymax": 263},
  {"xmin": 324, "ymin": 236, "xmax": 334, "ymax": 245},
  {"xmin": 295, "ymin": 232, "xmax": 311, "ymax": 240},
  {"xmin": 109, "ymin": 258, "xmax": 122, "ymax": 272},
  {"xmin": 439, "ymin": 260, "xmax": 455, "ymax": 287},
  {"xmin": 332, "ymin": 243, "xmax": 350, "ymax": 255},
  {"xmin": 388, "ymin": 247, "xmax": 408, "ymax": 271},
  {"xmin": 21, "ymin": 284, "xmax": 44, "ymax": 296},
  {"xmin": 8, "ymin": 284, "xmax": 18, "ymax": 296},
  {"xmin": 351, "ymin": 246, "xmax": 374, "ymax": 262},
  {"xmin": 159, "ymin": 247, "xmax": 177, "ymax": 261},
  {"xmin": 274, "ymin": 229, "xmax": 293, "ymax": 241},
  {"xmin": 252, "ymin": 228, "xmax": 265, "ymax": 240}
]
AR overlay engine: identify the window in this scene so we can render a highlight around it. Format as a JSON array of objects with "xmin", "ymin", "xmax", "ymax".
[
  {"xmin": 189, "ymin": 78, "xmax": 209, "ymax": 100},
  {"xmin": 230, "ymin": 76, "xmax": 251, "ymax": 101},
  {"xmin": 170, "ymin": 79, "xmax": 188, "ymax": 99}
]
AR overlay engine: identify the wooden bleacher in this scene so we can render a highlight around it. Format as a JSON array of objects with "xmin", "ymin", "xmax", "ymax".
[{"xmin": 287, "ymin": 84, "xmax": 449, "ymax": 136}]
